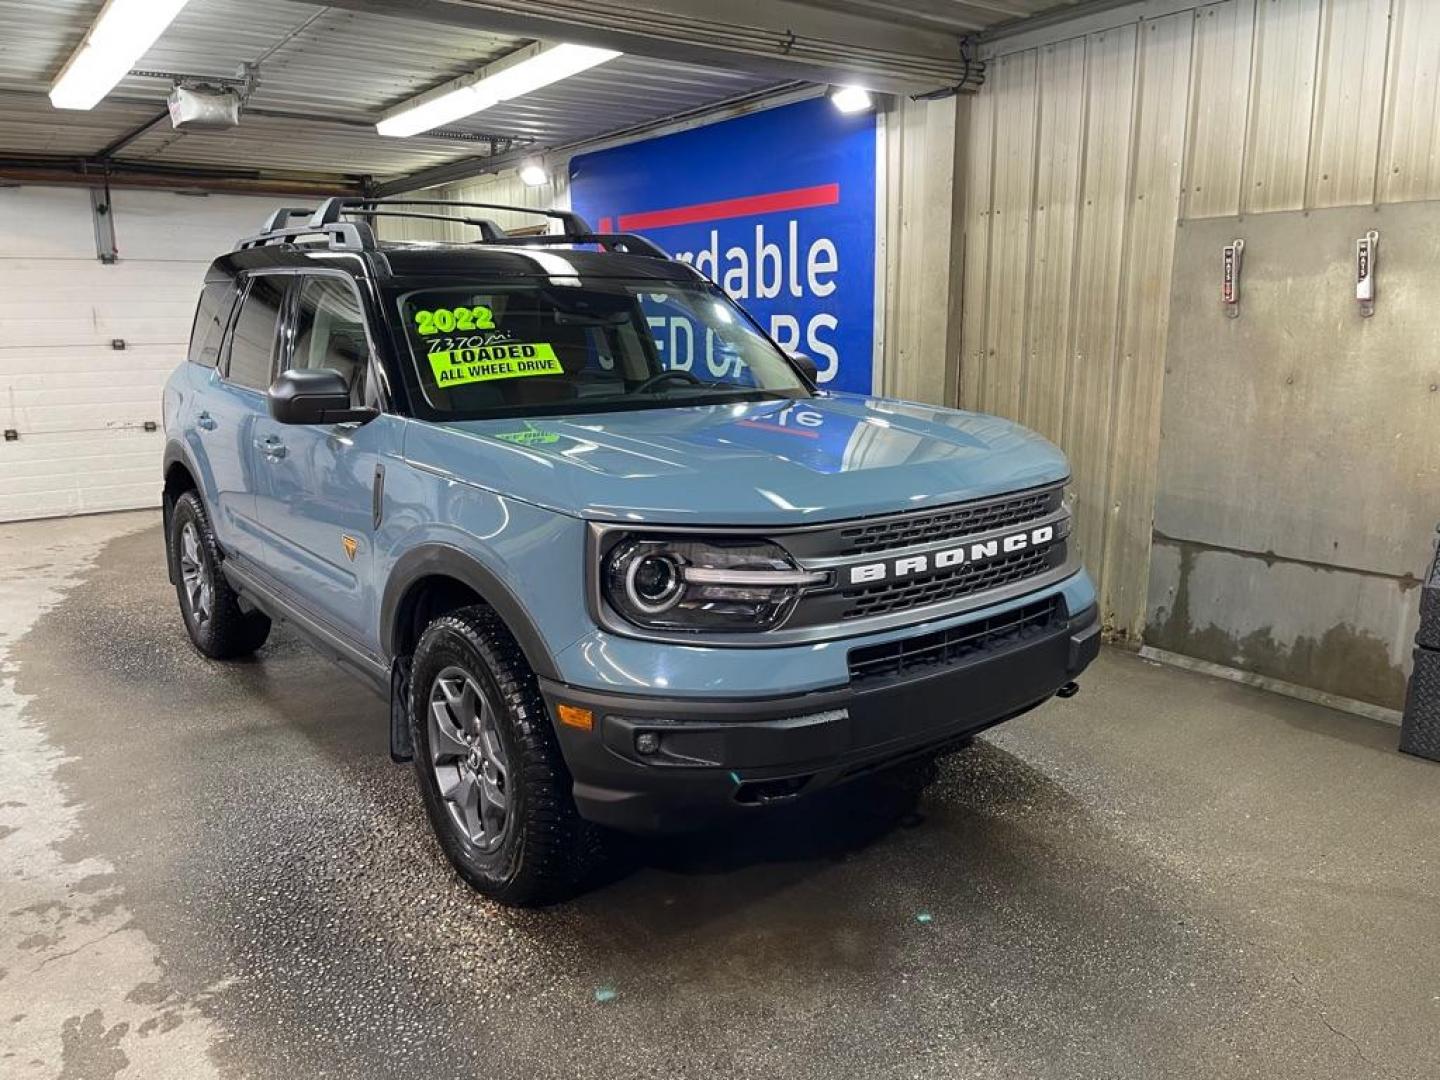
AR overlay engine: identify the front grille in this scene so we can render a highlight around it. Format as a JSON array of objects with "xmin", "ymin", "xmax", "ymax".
[
  {"xmin": 847, "ymin": 597, "xmax": 1064, "ymax": 685},
  {"xmin": 838, "ymin": 546, "xmax": 1056, "ymax": 620},
  {"xmin": 833, "ymin": 484, "xmax": 1062, "ymax": 556}
]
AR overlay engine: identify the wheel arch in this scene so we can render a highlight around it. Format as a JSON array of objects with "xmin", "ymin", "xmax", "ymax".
[
  {"xmin": 381, "ymin": 544, "xmax": 559, "ymax": 681},
  {"xmin": 162, "ymin": 442, "xmax": 202, "ymax": 584}
]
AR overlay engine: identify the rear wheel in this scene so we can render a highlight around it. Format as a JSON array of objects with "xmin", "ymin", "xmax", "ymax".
[
  {"xmin": 409, "ymin": 606, "xmax": 598, "ymax": 905},
  {"xmin": 168, "ymin": 491, "xmax": 271, "ymax": 659}
]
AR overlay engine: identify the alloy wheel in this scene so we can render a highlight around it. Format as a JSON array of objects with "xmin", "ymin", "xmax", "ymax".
[
  {"xmin": 428, "ymin": 666, "xmax": 510, "ymax": 851},
  {"xmin": 178, "ymin": 521, "xmax": 213, "ymax": 629}
]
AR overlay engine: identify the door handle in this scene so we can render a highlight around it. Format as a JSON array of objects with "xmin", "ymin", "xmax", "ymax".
[
  {"xmin": 196, "ymin": 411, "xmax": 217, "ymax": 431},
  {"xmin": 256, "ymin": 437, "xmax": 287, "ymax": 460}
]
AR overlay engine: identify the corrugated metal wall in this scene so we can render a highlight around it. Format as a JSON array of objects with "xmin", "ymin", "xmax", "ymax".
[
  {"xmin": 879, "ymin": 94, "xmax": 964, "ymax": 406},
  {"xmin": 963, "ymin": 0, "xmax": 1440, "ymax": 641}
]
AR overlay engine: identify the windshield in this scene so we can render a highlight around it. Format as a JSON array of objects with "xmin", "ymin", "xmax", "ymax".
[{"xmin": 395, "ymin": 280, "xmax": 810, "ymax": 420}]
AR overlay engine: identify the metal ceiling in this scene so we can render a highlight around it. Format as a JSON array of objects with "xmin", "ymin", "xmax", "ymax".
[
  {"xmin": 800, "ymin": 0, "xmax": 1093, "ymax": 35},
  {"xmin": 0, "ymin": 0, "xmax": 1093, "ymax": 190},
  {"xmin": 0, "ymin": 0, "xmax": 786, "ymax": 187}
]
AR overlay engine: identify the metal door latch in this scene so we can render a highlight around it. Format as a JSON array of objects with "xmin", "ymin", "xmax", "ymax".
[
  {"xmin": 1222, "ymin": 238, "xmax": 1244, "ymax": 318},
  {"xmin": 1356, "ymin": 230, "xmax": 1378, "ymax": 317}
]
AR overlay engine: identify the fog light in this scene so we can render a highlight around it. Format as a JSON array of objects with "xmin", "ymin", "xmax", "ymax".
[{"xmin": 635, "ymin": 732, "xmax": 660, "ymax": 755}]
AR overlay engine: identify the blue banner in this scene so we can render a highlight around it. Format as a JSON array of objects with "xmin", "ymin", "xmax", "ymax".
[{"xmin": 569, "ymin": 96, "xmax": 878, "ymax": 394}]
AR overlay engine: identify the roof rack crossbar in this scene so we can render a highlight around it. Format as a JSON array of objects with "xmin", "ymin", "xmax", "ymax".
[
  {"xmin": 308, "ymin": 196, "xmax": 590, "ymax": 237},
  {"xmin": 260, "ymin": 206, "xmax": 315, "ymax": 232},
  {"xmin": 485, "ymin": 232, "xmax": 671, "ymax": 259},
  {"xmin": 344, "ymin": 209, "xmax": 508, "ymax": 242}
]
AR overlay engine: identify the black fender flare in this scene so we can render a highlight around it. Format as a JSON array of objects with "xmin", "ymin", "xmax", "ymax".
[
  {"xmin": 161, "ymin": 439, "xmax": 206, "ymax": 514},
  {"xmin": 162, "ymin": 437, "xmax": 198, "ymax": 480},
  {"xmin": 379, "ymin": 543, "xmax": 560, "ymax": 681}
]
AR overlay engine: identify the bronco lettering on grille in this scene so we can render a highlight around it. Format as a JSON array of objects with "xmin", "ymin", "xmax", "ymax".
[{"xmin": 847, "ymin": 525, "xmax": 1056, "ymax": 586}]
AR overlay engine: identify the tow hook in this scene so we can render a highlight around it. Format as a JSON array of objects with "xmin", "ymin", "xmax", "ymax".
[{"xmin": 1056, "ymin": 681, "xmax": 1080, "ymax": 699}]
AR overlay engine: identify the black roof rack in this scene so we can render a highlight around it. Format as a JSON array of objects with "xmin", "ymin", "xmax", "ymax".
[
  {"xmin": 234, "ymin": 197, "xmax": 673, "ymax": 261},
  {"xmin": 343, "ymin": 209, "xmax": 508, "ymax": 242},
  {"xmin": 234, "ymin": 218, "xmax": 375, "ymax": 252},
  {"xmin": 311, "ymin": 196, "xmax": 591, "ymax": 238}
]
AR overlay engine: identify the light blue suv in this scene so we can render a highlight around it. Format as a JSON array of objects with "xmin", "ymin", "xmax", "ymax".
[{"xmin": 162, "ymin": 198, "xmax": 1099, "ymax": 904}]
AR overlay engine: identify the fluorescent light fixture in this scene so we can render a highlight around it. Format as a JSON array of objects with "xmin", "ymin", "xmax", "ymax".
[
  {"xmin": 50, "ymin": 0, "xmax": 191, "ymax": 110},
  {"xmin": 378, "ymin": 42, "xmax": 621, "ymax": 138},
  {"xmin": 829, "ymin": 85, "xmax": 874, "ymax": 114},
  {"xmin": 518, "ymin": 162, "xmax": 549, "ymax": 187}
]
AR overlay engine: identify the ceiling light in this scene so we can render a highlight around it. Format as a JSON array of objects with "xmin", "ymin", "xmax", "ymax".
[
  {"xmin": 50, "ymin": 0, "xmax": 191, "ymax": 110},
  {"xmin": 378, "ymin": 42, "xmax": 621, "ymax": 138},
  {"xmin": 829, "ymin": 85, "xmax": 874, "ymax": 114},
  {"xmin": 518, "ymin": 162, "xmax": 549, "ymax": 187}
]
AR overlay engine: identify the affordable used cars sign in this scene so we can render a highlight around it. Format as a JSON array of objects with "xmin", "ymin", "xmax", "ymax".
[{"xmin": 569, "ymin": 97, "xmax": 879, "ymax": 394}]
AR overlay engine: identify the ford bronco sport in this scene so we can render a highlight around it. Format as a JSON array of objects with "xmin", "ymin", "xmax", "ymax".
[{"xmin": 162, "ymin": 198, "xmax": 1099, "ymax": 905}]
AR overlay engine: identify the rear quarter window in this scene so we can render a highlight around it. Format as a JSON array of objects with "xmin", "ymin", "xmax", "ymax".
[
  {"xmin": 187, "ymin": 280, "xmax": 238, "ymax": 368},
  {"xmin": 222, "ymin": 276, "xmax": 286, "ymax": 392}
]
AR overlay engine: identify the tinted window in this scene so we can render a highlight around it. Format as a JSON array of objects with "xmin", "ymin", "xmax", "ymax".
[
  {"xmin": 223, "ymin": 276, "xmax": 285, "ymax": 391},
  {"xmin": 291, "ymin": 276, "xmax": 370, "ymax": 406},
  {"xmin": 188, "ymin": 281, "xmax": 237, "ymax": 368}
]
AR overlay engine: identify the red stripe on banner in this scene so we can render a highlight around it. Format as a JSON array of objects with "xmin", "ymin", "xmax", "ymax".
[
  {"xmin": 735, "ymin": 419, "xmax": 821, "ymax": 439},
  {"xmin": 617, "ymin": 183, "xmax": 840, "ymax": 231},
  {"xmin": 597, "ymin": 216, "xmax": 613, "ymax": 233}
]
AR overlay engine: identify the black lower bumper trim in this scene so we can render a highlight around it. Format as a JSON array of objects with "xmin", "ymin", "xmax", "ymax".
[{"xmin": 543, "ymin": 604, "xmax": 1100, "ymax": 833}]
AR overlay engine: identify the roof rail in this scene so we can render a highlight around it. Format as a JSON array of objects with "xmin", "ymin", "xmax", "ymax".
[
  {"xmin": 309, "ymin": 197, "xmax": 592, "ymax": 238},
  {"xmin": 233, "ymin": 219, "xmax": 375, "ymax": 252}
]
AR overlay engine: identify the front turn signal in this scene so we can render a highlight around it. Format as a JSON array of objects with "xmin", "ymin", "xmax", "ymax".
[{"xmin": 556, "ymin": 704, "xmax": 594, "ymax": 732}]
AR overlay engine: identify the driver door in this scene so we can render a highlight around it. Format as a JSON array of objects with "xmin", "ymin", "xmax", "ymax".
[{"xmin": 250, "ymin": 273, "xmax": 394, "ymax": 650}]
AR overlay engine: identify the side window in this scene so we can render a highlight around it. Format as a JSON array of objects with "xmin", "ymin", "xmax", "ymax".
[
  {"xmin": 223, "ymin": 276, "xmax": 286, "ymax": 392},
  {"xmin": 187, "ymin": 280, "xmax": 238, "ymax": 368},
  {"xmin": 290, "ymin": 276, "xmax": 370, "ymax": 405}
]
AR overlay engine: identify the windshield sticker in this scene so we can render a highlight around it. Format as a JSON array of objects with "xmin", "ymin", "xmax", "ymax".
[
  {"xmin": 414, "ymin": 305, "xmax": 496, "ymax": 336},
  {"xmin": 428, "ymin": 343, "xmax": 563, "ymax": 386}
]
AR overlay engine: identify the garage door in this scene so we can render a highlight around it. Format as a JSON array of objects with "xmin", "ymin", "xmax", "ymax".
[{"xmin": 0, "ymin": 187, "xmax": 278, "ymax": 522}]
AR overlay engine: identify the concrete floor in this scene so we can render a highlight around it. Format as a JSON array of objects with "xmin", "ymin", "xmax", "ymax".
[{"xmin": 1, "ymin": 511, "xmax": 1437, "ymax": 1080}]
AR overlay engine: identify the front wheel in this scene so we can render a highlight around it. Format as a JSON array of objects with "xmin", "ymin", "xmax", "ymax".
[{"xmin": 409, "ymin": 606, "xmax": 598, "ymax": 905}]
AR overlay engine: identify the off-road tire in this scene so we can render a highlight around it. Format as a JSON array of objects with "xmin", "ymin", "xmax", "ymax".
[
  {"xmin": 409, "ymin": 606, "xmax": 599, "ymax": 905},
  {"xmin": 169, "ymin": 491, "xmax": 271, "ymax": 659}
]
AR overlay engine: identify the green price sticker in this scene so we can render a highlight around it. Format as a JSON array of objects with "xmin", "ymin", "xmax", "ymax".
[
  {"xmin": 428, "ymin": 342, "xmax": 563, "ymax": 387},
  {"xmin": 414, "ymin": 305, "xmax": 496, "ymax": 335},
  {"xmin": 493, "ymin": 422, "xmax": 561, "ymax": 446}
]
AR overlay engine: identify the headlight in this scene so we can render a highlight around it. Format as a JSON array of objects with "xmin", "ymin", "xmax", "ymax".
[{"xmin": 602, "ymin": 536, "xmax": 827, "ymax": 631}]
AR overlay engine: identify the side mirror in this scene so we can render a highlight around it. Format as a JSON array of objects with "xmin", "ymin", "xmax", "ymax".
[
  {"xmin": 268, "ymin": 369, "xmax": 377, "ymax": 425},
  {"xmin": 787, "ymin": 351, "xmax": 819, "ymax": 384}
]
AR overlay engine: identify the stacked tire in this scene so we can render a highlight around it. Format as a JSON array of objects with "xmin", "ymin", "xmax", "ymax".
[{"xmin": 1401, "ymin": 533, "xmax": 1440, "ymax": 761}]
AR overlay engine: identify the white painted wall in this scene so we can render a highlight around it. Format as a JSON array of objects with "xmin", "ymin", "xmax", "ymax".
[{"xmin": 0, "ymin": 187, "xmax": 279, "ymax": 522}]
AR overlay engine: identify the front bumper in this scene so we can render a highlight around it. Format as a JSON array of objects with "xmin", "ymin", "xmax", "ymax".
[{"xmin": 541, "ymin": 602, "xmax": 1100, "ymax": 833}]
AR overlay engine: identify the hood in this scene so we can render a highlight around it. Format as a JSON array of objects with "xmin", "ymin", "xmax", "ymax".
[{"xmin": 402, "ymin": 393, "xmax": 1068, "ymax": 526}]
